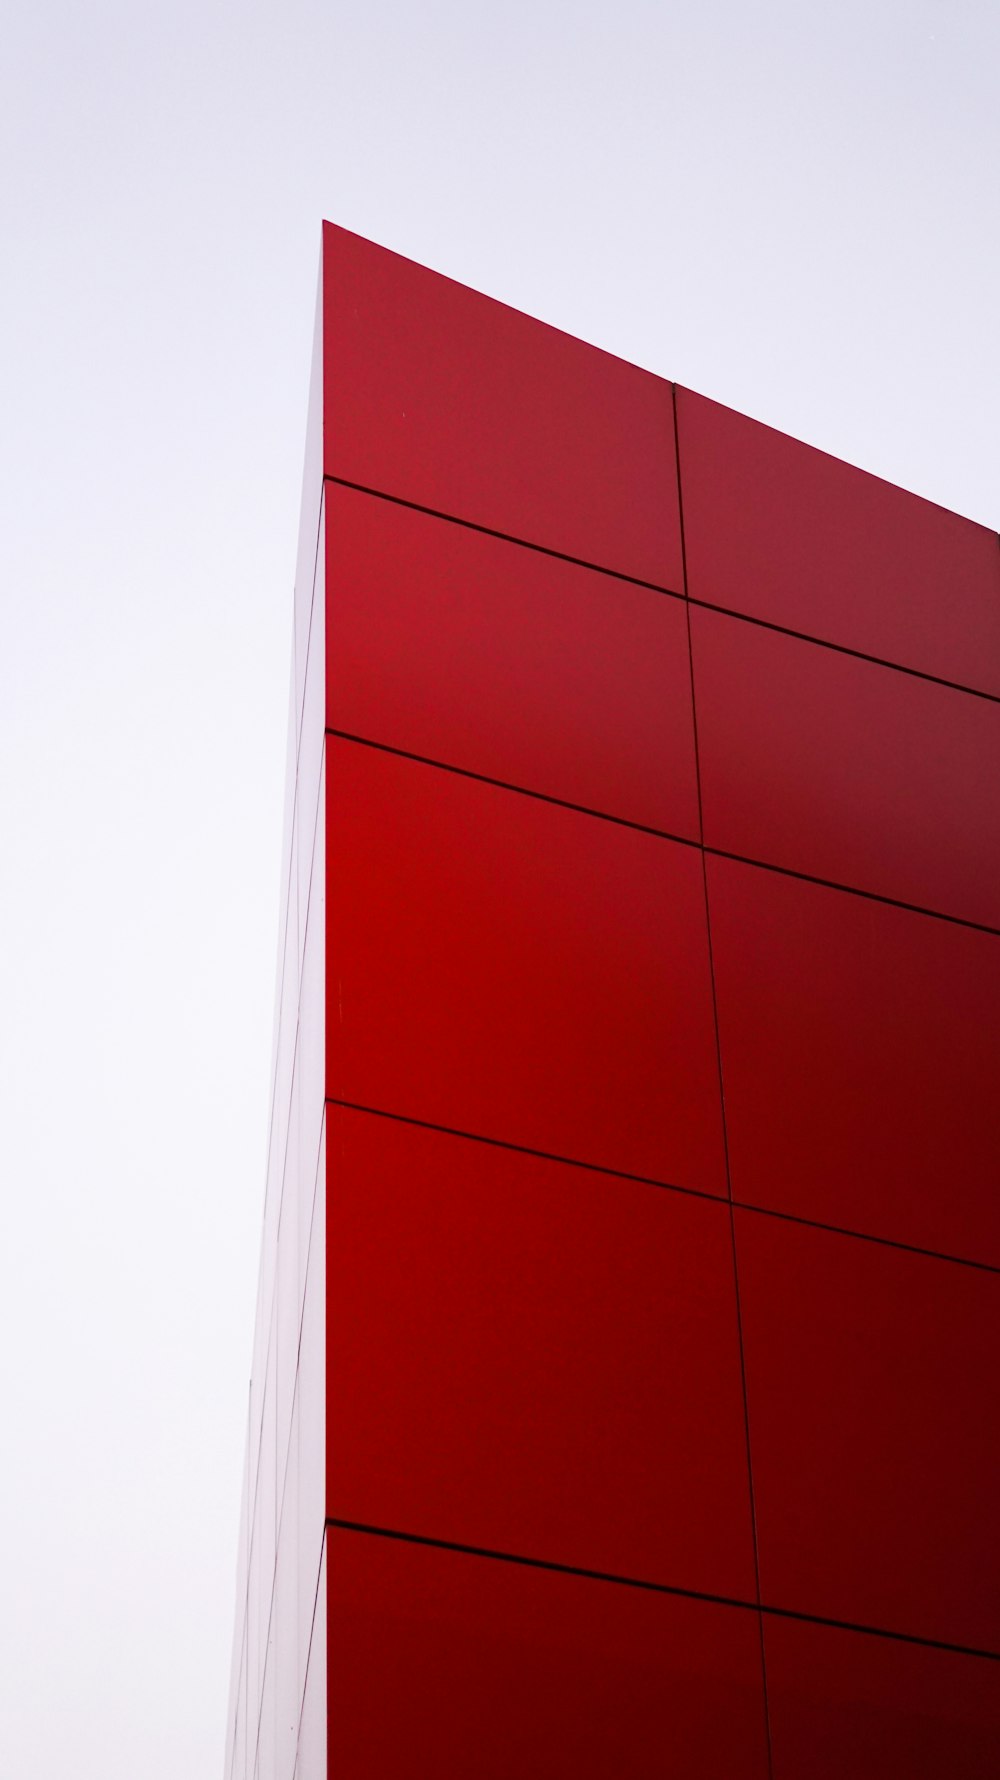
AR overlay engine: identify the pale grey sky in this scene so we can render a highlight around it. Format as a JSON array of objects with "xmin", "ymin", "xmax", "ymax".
[{"xmin": 0, "ymin": 2, "xmax": 997, "ymax": 1775}]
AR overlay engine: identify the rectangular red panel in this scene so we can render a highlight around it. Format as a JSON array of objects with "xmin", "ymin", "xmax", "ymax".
[
  {"xmin": 325, "ymin": 482, "xmax": 700, "ymax": 837},
  {"xmin": 737, "ymin": 1210, "xmax": 1000, "ymax": 1652},
  {"xmin": 326, "ymin": 1106, "xmax": 756, "ymax": 1599},
  {"xmin": 322, "ymin": 223, "xmax": 684, "ymax": 588},
  {"xmin": 765, "ymin": 1614, "xmax": 1000, "ymax": 1780},
  {"xmin": 676, "ymin": 386, "xmax": 1000, "ymax": 695},
  {"xmin": 327, "ymin": 1530, "xmax": 770, "ymax": 1779},
  {"xmin": 692, "ymin": 604, "xmax": 1000, "ymax": 928},
  {"xmin": 708, "ymin": 854, "xmax": 1000, "ymax": 1266},
  {"xmin": 326, "ymin": 738, "xmax": 726, "ymax": 1194}
]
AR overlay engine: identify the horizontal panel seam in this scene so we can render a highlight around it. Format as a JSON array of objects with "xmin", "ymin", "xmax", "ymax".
[
  {"xmin": 324, "ymin": 729, "xmax": 1000, "ymax": 938},
  {"xmin": 322, "ymin": 473, "xmax": 685, "ymax": 599},
  {"xmin": 324, "ymin": 1095, "xmax": 723, "ymax": 1204},
  {"xmin": 322, "ymin": 473, "xmax": 1000, "ymax": 704},
  {"xmin": 323, "ymin": 1099, "xmax": 1000, "ymax": 1275},
  {"xmin": 325, "ymin": 727, "xmax": 700, "ymax": 847},
  {"xmin": 686, "ymin": 595, "xmax": 1000, "ymax": 704},
  {"xmin": 324, "ymin": 1519, "xmax": 1000, "ymax": 1662}
]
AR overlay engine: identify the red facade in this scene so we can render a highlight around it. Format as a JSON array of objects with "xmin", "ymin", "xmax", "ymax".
[{"xmin": 226, "ymin": 224, "xmax": 1000, "ymax": 1779}]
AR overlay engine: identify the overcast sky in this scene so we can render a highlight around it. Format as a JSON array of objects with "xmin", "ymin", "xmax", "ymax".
[{"xmin": 1, "ymin": 2, "xmax": 997, "ymax": 1775}]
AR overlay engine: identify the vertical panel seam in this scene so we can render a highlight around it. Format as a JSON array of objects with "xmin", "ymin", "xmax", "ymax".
[{"xmin": 672, "ymin": 383, "xmax": 776, "ymax": 1779}]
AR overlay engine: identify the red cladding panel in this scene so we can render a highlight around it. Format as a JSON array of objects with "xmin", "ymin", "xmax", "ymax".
[
  {"xmin": 676, "ymin": 386, "xmax": 1000, "ymax": 695},
  {"xmin": 708, "ymin": 854, "xmax": 1000, "ymax": 1266},
  {"xmin": 326, "ymin": 738, "xmax": 726, "ymax": 1195},
  {"xmin": 327, "ymin": 1530, "xmax": 771, "ymax": 1780},
  {"xmin": 736, "ymin": 1210, "xmax": 1000, "ymax": 1652},
  {"xmin": 322, "ymin": 224, "xmax": 683, "ymax": 588},
  {"xmin": 325, "ymin": 1106, "xmax": 756, "ymax": 1599},
  {"xmin": 692, "ymin": 605, "xmax": 1000, "ymax": 927},
  {"xmin": 765, "ymin": 1614, "xmax": 1000, "ymax": 1780},
  {"xmin": 324, "ymin": 483, "xmax": 700, "ymax": 837}
]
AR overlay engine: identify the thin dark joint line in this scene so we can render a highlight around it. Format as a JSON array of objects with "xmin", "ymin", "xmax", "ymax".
[
  {"xmin": 321, "ymin": 475, "xmax": 999, "ymax": 707},
  {"xmin": 326, "ymin": 1100, "xmax": 999, "ymax": 1273},
  {"xmin": 687, "ymin": 595, "xmax": 1000, "ymax": 707},
  {"xmin": 323, "ymin": 473, "xmax": 684, "ymax": 599},
  {"xmin": 324, "ymin": 727, "xmax": 699, "ymax": 849},
  {"xmin": 324, "ymin": 1520, "xmax": 1000, "ymax": 1664},
  {"xmin": 324, "ymin": 729, "xmax": 1000, "ymax": 940},
  {"xmin": 703, "ymin": 845, "xmax": 1000, "ymax": 939},
  {"xmin": 758, "ymin": 1600, "xmax": 1000, "ymax": 1664},
  {"xmin": 324, "ymin": 1096, "xmax": 718, "ymax": 1205},
  {"xmin": 675, "ymin": 381, "xmax": 774, "ymax": 1778},
  {"xmin": 732, "ymin": 1199, "xmax": 1000, "ymax": 1276},
  {"xmin": 671, "ymin": 386, "xmax": 704, "ymax": 847},
  {"xmin": 324, "ymin": 1517, "xmax": 755, "ymax": 1615}
]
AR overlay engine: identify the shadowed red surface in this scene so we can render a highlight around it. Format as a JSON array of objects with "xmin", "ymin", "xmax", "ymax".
[
  {"xmin": 325, "ymin": 736, "xmax": 727, "ymax": 1195},
  {"xmin": 326, "ymin": 1529, "xmax": 771, "ymax": 1779},
  {"xmin": 229, "ymin": 225, "xmax": 1000, "ymax": 1780},
  {"xmin": 325, "ymin": 1105, "xmax": 756, "ymax": 1598},
  {"xmin": 709, "ymin": 853, "xmax": 1000, "ymax": 1265},
  {"xmin": 738, "ymin": 1209, "xmax": 1000, "ymax": 1653},
  {"xmin": 764, "ymin": 1614, "xmax": 1000, "ymax": 1780}
]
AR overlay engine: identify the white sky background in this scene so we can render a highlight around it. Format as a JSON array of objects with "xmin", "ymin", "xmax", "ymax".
[{"xmin": 0, "ymin": 1, "xmax": 997, "ymax": 1774}]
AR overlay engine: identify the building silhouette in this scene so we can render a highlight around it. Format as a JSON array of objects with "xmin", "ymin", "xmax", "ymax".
[{"xmin": 225, "ymin": 222, "xmax": 1000, "ymax": 1779}]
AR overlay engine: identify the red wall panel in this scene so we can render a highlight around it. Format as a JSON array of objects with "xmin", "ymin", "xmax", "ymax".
[
  {"xmin": 326, "ymin": 737, "xmax": 727, "ymax": 1195},
  {"xmin": 326, "ymin": 1529, "xmax": 771, "ymax": 1780},
  {"xmin": 737, "ymin": 1209, "xmax": 1000, "ymax": 1652},
  {"xmin": 708, "ymin": 853, "xmax": 1000, "ymax": 1266},
  {"xmin": 692, "ymin": 602, "xmax": 1000, "ymax": 927},
  {"xmin": 322, "ymin": 223, "xmax": 684, "ymax": 588},
  {"xmin": 231, "ymin": 229, "xmax": 1000, "ymax": 1780},
  {"xmin": 325, "ymin": 1105, "xmax": 755, "ymax": 1599},
  {"xmin": 324, "ymin": 483, "xmax": 700, "ymax": 836},
  {"xmin": 676, "ymin": 384, "xmax": 1000, "ymax": 695},
  {"xmin": 765, "ymin": 1614, "xmax": 1000, "ymax": 1780}
]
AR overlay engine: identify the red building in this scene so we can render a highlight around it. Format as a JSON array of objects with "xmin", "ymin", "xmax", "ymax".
[{"xmin": 225, "ymin": 222, "xmax": 1000, "ymax": 1779}]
